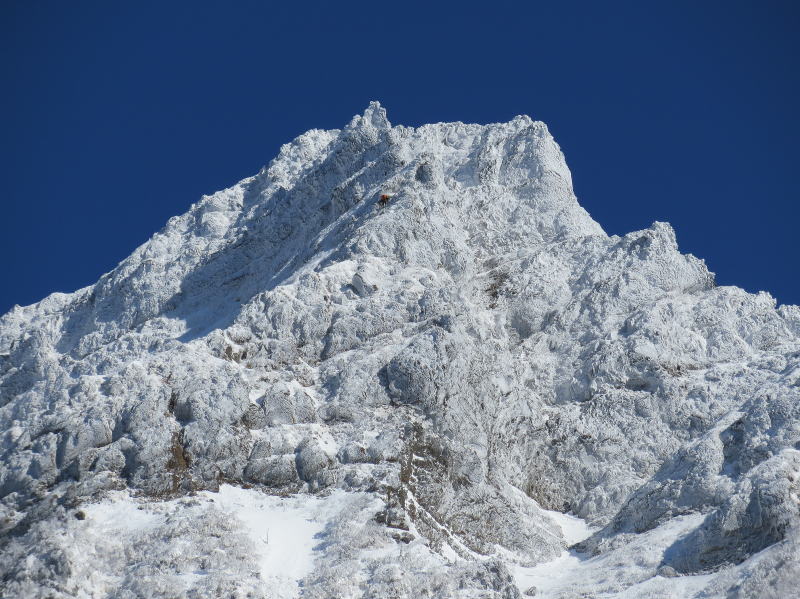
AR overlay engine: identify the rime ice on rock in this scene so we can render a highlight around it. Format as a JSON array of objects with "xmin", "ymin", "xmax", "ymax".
[{"xmin": 1, "ymin": 103, "xmax": 799, "ymax": 598}]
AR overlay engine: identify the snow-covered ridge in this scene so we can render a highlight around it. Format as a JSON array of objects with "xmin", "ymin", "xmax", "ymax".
[{"xmin": 1, "ymin": 103, "xmax": 799, "ymax": 598}]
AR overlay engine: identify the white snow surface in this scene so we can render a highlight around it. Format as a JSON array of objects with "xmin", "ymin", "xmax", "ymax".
[
  {"xmin": 511, "ymin": 509, "xmax": 595, "ymax": 597},
  {"xmin": 1, "ymin": 102, "xmax": 800, "ymax": 598},
  {"xmin": 543, "ymin": 508, "xmax": 595, "ymax": 545},
  {"xmin": 204, "ymin": 484, "xmax": 325, "ymax": 596}
]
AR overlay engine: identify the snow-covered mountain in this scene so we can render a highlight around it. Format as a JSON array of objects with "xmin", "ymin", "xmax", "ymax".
[{"xmin": 1, "ymin": 103, "xmax": 798, "ymax": 598}]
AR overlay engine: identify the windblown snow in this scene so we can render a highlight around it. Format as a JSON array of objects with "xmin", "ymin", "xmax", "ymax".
[{"xmin": 1, "ymin": 102, "xmax": 799, "ymax": 598}]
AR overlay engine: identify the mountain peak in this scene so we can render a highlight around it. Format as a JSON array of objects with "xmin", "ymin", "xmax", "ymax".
[
  {"xmin": 1, "ymin": 106, "xmax": 798, "ymax": 599},
  {"xmin": 346, "ymin": 100, "xmax": 391, "ymax": 132}
]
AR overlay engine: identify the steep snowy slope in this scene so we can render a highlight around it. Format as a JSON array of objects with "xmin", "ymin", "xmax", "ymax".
[{"xmin": 1, "ymin": 103, "xmax": 798, "ymax": 598}]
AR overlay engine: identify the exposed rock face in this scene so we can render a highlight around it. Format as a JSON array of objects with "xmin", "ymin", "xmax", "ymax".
[{"xmin": 1, "ymin": 102, "xmax": 798, "ymax": 598}]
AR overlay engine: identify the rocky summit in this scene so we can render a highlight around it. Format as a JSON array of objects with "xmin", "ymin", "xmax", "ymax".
[{"xmin": 1, "ymin": 103, "xmax": 798, "ymax": 598}]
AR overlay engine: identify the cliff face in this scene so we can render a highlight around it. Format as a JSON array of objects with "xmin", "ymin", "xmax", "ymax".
[{"xmin": 2, "ymin": 103, "xmax": 798, "ymax": 598}]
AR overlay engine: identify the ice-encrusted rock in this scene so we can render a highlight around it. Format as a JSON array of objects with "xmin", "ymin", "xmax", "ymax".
[{"xmin": 1, "ymin": 102, "xmax": 798, "ymax": 598}]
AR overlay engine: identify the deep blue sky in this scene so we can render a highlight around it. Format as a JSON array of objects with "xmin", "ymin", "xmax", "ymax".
[{"xmin": 2, "ymin": 1, "xmax": 798, "ymax": 314}]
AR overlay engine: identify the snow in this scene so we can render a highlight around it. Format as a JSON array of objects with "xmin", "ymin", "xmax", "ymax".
[
  {"xmin": 204, "ymin": 485, "xmax": 324, "ymax": 597},
  {"xmin": 512, "ymin": 509, "xmax": 596, "ymax": 597},
  {"xmin": 513, "ymin": 513, "xmax": 715, "ymax": 598},
  {"xmin": 37, "ymin": 485, "xmax": 384, "ymax": 599},
  {"xmin": 81, "ymin": 493, "xmax": 164, "ymax": 532},
  {"xmin": 514, "ymin": 551, "xmax": 585, "ymax": 598},
  {"xmin": 544, "ymin": 508, "xmax": 594, "ymax": 545}
]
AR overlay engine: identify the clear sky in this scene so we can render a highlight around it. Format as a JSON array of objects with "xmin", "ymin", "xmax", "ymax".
[{"xmin": 1, "ymin": 1, "xmax": 798, "ymax": 314}]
